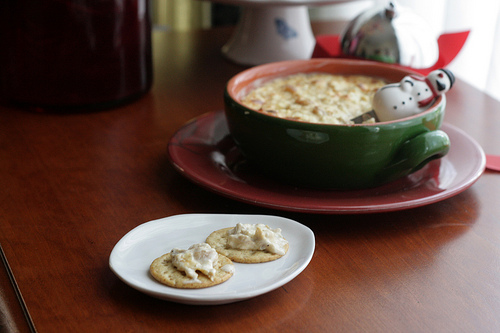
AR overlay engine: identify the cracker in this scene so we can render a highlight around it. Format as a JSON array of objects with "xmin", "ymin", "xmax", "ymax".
[
  {"xmin": 150, "ymin": 252, "xmax": 234, "ymax": 289},
  {"xmin": 206, "ymin": 227, "xmax": 289, "ymax": 263}
]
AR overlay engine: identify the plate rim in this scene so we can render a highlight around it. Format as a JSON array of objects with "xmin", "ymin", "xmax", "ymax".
[
  {"xmin": 167, "ymin": 110, "xmax": 486, "ymax": 214},
  {"xmin": 109, "ymin": 213, "xmax": 315, "ymax": 305}
]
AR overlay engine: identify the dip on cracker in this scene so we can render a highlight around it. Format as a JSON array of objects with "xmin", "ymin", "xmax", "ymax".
[
  {"xmin": 150, "ymin": 243, "xmax": 234, "ymax": 289},
  {"xmin": 206, "ymin": 223, "xmax": 289, "ymax": 263}
]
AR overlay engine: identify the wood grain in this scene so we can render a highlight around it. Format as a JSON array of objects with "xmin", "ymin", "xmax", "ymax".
[{"xmin": 0, "ymin": 26, "xmax": 499, "ymax": 332}]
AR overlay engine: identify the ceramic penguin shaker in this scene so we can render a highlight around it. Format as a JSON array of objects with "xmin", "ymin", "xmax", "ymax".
[{"xmin": 353, "ymin": 69, "xmax": 455, "ymax": 123}]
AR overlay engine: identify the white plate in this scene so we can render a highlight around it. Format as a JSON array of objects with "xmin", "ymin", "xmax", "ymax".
[{"xmin": 109, "ymin": 214, "xmax": 315, "ymax": 305}]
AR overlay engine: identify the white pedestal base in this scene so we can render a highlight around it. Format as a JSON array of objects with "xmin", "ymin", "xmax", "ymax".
[{"xmin": 222, "ymin": 6, "xmax": 315, "ymax": 66}]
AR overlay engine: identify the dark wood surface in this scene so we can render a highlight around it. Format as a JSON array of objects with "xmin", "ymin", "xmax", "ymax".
[{"xmin": 1, "ymin": 26, "xmax": 500, "ymax": 332}]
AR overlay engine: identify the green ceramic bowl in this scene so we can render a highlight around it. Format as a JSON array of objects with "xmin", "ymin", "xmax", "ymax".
[{"xmin": 224, "ymin": 59, "xmax": 449, "ymax": 189}]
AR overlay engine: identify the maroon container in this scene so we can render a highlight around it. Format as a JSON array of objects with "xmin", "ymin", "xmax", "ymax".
[{"xmin": 0, "ymin": 0, "xmax": 152, "ymax": 111}]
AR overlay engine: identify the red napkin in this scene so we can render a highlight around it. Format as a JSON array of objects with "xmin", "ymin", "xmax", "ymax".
[
  {"xmin": 486, "ymin": 154, "xmax": 500, "ymax": 172},
  {"xmin": 312, "ymin": 31, "xmax": 470, "ymax": 75}
]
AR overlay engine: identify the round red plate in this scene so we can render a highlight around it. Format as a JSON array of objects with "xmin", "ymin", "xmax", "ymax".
[{"xmin": 168, "ymin": 110, "xmax": 485, "ymax": 214}]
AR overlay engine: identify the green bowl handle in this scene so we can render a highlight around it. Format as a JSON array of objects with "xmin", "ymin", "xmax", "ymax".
[{"xmin": 379, "ymin": 130, "xmax": 450, "ymax": 182}]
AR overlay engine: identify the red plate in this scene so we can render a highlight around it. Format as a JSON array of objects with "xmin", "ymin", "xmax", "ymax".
[{"xmin": 168, "ymin": 110, "xmax": 485, "ymax": 214}]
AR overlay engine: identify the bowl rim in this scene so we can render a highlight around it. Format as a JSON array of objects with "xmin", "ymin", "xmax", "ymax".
[{"xmin": 225, "ymin": 58, "xmax": 444, "ymax": 128}]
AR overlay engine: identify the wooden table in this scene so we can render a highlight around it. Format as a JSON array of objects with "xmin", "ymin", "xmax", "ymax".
[{"xmin": 1, "ymin": 26, "xmax": 500, "ymax": 333}]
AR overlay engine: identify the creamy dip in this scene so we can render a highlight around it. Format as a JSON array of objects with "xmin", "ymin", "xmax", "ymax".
[
  {"xmin": 221, "ymin": 264, "xmax": 235, "ymax": 274},
  {"xmin": 240, "ymin": 73, "xmax": 386, "ymax": 124},
  {"xmin": 171, "ymin": 243, "xmax": 219, "ymax": 283},
  {"xmin": 227, "ymin": 223, "xmax": 288, "ymax": 255}
]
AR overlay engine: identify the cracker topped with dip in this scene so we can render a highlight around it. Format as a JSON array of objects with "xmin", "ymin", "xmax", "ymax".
[
  {"xmin": 206, "ymin": 223, "xmax": 289, "ymax": 263},
  {"xmin": 150, "ymin": 243, "xmax": 235, "ymax": 289}
]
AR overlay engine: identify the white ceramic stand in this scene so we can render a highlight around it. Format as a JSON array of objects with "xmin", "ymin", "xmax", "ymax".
[{"xmin": 221, "ymin": 5, "xmax": 315, "ymax": 65}]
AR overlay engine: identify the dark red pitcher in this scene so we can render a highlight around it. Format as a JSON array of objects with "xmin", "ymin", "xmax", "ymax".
[{"xmin": 0, "ymin": 0, "xmax": 152, "ymax": 111}]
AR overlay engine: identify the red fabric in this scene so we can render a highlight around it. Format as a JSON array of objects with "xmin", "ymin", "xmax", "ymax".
[{"xmin": 311, "ymin": 31, "xmax": 470, "ymax": 75}]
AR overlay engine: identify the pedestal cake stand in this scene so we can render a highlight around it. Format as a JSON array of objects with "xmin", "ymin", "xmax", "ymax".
[{"xmin": 209, "ymin": 0, "xmax": 360, "ymax": 65}]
